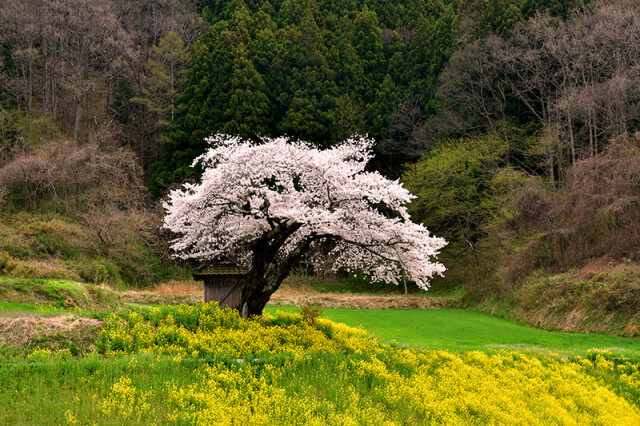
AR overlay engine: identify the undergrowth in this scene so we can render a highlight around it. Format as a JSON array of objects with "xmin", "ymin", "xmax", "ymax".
[{"xmin": 0, "ymin": 212, "xmax": 189, "ymax": 287}]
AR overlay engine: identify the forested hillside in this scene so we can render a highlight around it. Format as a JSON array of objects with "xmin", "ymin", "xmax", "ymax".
[{"xmin": 1, "ymin": 0, "xmax": 639, "ymax": 331}]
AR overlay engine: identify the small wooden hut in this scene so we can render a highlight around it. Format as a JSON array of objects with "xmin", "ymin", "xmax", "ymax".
[{"xmin": 193, "ymin": 264, "xmax": 248, "ymax": 308}]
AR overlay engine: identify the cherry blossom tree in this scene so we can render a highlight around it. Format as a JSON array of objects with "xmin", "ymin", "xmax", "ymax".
[{"xmin": 164, "ymin": 134, "xmax": 446, "ymax": 316}]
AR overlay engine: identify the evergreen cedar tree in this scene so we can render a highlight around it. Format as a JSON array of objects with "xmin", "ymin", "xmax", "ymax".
[
  {"xmin": 151, "ymin": 0, "xmax": 583, "ymax": 194},
  {"xmin": 163, "ymin": 134, "xmax": 446, "ymax": 316}
]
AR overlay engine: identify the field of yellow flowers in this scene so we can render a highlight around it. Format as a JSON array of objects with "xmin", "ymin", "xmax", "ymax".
[{"xmin": 1, "ymin": 303, "xmax": 639, "ymax": 424}]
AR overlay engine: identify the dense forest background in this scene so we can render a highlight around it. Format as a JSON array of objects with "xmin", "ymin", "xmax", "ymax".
[{"xmin": 1, "ymin": 0, "xmax": 639, "ymax": 326}]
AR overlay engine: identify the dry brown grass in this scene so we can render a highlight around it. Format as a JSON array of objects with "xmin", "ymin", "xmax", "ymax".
[
  {"xmin": 572, "ymin": 256, "xmax": 640, "ymax": 280},
  {"xmin": 269, "ymin": 292, "xmax": 453, "ymax": 309},
  {"xmin": 119, "ymin": 279, "xmax": 454, "ymax": 309},
  {"xmin": 119, "ymin": 280, "xmax": 204, "ymax": 304},
  {"xmin": 0, "ymin": 314, "xmax": 102, "ymax": 349},
  {"xmin": 152, "ymin": 280, "xmax": 203, "ymax": 295},
  {"xmin": 10, "ymin": 259, "xmax": 80, "ymax": 280}
]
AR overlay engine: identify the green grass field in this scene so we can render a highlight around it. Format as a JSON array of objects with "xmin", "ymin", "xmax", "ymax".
[
  {"xmin": 267, "ymin": 307, "xmax": 640, "ymax": 358},
  {"xmin": 1, "ymin": 278, "xmax": 639, "ymax": 423},
  {"xmin": 1, "ymin": 304, "xmax": 639, "ymax": 424}
]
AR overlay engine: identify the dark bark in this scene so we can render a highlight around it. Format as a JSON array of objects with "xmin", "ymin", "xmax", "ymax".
[
  {"xmin": 239, "ymin": 278, "xmax": 278, "ymax": 317},
  {"xmin": 236, "ymin": 224, "xmax": 316, "ymax": 317}
]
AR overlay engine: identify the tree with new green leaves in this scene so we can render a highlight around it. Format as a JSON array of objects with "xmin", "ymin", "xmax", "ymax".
[
  {"xmin": 136, "ymin": 31, "xmax": 188, "ymax": 127},
  {"xmin": 402, "ymin": 135, "xmax": 511, "ymax": 247}
]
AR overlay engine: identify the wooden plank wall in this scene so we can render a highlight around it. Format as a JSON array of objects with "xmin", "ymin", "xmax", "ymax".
[{"xmin": 204, "ymin": 275, "xmax": 243, "ymax": 309}]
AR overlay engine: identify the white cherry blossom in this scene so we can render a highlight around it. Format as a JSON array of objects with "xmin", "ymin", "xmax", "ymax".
[{"xmin": 164, "ymin": 134, "xmax": 446, "ymax": 314}]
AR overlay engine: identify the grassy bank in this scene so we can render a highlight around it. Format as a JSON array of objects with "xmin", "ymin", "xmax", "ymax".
[
  {"xmin": 0, "ymin": 212, "xmax": 189, "ymax": 287},
  {"xmin": 475, "ymin": 261, "xmax": 640, "ymax": 338}
]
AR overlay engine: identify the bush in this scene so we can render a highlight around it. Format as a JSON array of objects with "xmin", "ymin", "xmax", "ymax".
[
  {"xmin": 402, "ymin": 134, "xmax": 540, "ymax": 294},
  {"xmin": 402, "ymin": 134, "xmax": 511, "ymax": 246},
  {"xmin": 0, "ymin": 251, "xmax": 16, "ymax": 274}
]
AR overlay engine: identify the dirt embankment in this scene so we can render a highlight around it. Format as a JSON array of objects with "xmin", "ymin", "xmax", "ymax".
[{"xmin": 0, "ymin": 314, "xmax": 102, "ymax": 350}]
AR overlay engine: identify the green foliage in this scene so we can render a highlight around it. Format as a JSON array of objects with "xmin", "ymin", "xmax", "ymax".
[
  {"xmin": 402, "ymin": 134, "xmax": 514, "ymax": 245},
  {"xmin": 134, "ymin": 31, "xmax": 188, "ymax": 128},
  {"xmin": 0, "ymin": 105, "xmax": 59, "ymax": 159},
  {"xmin": 400, "ymin": 133, "xmax": 547, "ymax": 293}
]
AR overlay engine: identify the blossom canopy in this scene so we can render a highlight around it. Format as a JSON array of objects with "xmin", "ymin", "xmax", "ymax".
[{"xmin": 164, "ymin": 134, "xmax": 446, "ymax": 293}]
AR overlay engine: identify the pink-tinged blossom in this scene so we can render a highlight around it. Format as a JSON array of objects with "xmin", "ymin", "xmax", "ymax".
[{"xmin": 164, "ymin": 134, "xmax": 446, "ymax": 291}]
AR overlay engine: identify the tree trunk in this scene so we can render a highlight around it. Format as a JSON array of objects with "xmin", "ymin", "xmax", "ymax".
[
  {"xmin": 234, "ymin": 224, "xmax": 311, "ymax": 317},
  {"xmin": 74, "ymin": 94, "xmax": 82, "ymax": 142},
  {"xmin": 238, "ymin": 267, "xmax": 290, "ymax": 317},
  {"xmin": 239, "ymin": 280, "xmax": 278, "ymax": 317},
  {"xmin": 568, "ymin": 112, "xmax": 576, "ymax": 165}
]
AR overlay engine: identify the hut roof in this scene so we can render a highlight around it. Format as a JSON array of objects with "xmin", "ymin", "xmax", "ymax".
[{"xmin": 194, "ymin": 264, "xmax": 248, "ymax": 276}]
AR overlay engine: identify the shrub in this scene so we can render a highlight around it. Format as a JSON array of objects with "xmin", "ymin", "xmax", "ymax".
[
  {"xmin": 0, "ymin": 251, "xmax": 16, "ymax": 274},
  {"xmin": 301, "ymin": 305, "xmax": 320, "ymax": 324}
]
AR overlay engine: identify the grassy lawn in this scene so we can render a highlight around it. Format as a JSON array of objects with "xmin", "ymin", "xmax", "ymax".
[{"xmin": 267, "ymin": 306, "xmax": 640, "ymax": 358}]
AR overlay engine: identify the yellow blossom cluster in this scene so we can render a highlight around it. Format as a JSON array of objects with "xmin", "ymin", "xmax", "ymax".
[
  {"xmin": 142, "ymin": 350, "xmax": 640, "ymax": 425},
  {"xmin": 88, "ymin": 304, "xmax": 640, "ymax": 424},
  {"xmin": 100, "ymin": 376, "xmax": 151, "ymax": 422},
  {"xmin": 97, "ymin": 304, "xmax": 375, "ymax": 358}
]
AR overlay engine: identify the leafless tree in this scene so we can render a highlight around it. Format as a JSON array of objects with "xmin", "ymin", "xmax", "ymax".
[
  {"xmin": 435, "ymin": 1, "xmax": 640, "ymax": 181},
  {"xmin": 433, "ymin": 36, "xmax": 508, "ymax": 136},
  {"xmin": 0, "ymin": 0, "xmax": 201, "ymax": 150}
]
